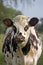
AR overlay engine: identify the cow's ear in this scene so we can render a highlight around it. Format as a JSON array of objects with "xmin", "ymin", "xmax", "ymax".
[
  {"xmin": 29, "ymin": 17, "xmax": 39, "ymax": 26},
  {"xmin": 3, "ymin": 18, "xmax": 13, "ymax": 27}
]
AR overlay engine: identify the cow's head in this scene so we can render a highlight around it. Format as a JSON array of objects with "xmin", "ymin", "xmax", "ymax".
[{"xmin": 3, "ymin": 15, "xmax": 39, "ymax": 48}]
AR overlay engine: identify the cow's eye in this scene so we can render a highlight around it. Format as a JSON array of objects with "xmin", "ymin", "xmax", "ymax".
[{"xmin": 24, "ymin": 25, "xmax": 29, "ymax": 31}]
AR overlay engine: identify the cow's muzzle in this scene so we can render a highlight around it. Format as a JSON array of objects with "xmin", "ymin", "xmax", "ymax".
[{"xmin": 15, "ymin": 35, "xmax": 25, "ymax": 43}]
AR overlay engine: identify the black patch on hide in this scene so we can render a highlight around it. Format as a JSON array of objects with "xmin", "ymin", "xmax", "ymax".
[
  {"xmin": 7, "ymin": 54, "xmax": 9, "ymax": 57},
  {"xmin": 12, "ymin": 26, "xmax": 17, "ymax": 34},
  {"xmin": 2, "ymin": 37, "xmax": 11, "ymax": 53},
  {"xmin": 29, "ymin": 33, "xmax": 38, "ymax": 50},
  {"xmin": 22, "ymin": 39, "xmax": 31, "ymax": 55},
  {"xmin": 12, "ymin": 36, "xmax": 18, "ymax": 52}
]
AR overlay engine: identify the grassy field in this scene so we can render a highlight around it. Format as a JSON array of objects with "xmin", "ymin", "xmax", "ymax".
[{"xmin": 0, "ymin": 34, "xmax": 43, "ymax": 65}]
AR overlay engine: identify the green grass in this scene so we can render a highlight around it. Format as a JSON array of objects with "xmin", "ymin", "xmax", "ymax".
[
  {"xmin": 0, "ymin": 34, "xmax": 6, "ymax": 65},
  {"xmin": 0, "ymin": 34, "xmax": 43, "ymax": 65},
  {"xmin": 37, "ymin": 34, "xmax": 43, "ymax": 65}
]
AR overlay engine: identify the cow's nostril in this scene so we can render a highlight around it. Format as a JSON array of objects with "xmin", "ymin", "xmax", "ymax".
[{"xmin": 19, "ymin": 32, "xmax": 22, "ymax": 35}]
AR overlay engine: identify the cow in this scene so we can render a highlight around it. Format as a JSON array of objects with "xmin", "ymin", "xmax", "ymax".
[{"xmin": 2, "ymin": 15, "xmax": 42, "ymax": 65}]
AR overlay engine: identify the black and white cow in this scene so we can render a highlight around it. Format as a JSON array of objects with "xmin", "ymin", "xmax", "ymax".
[{"xmin": 2, "ymin": 15, "xmax": 42, "ymax": 65}]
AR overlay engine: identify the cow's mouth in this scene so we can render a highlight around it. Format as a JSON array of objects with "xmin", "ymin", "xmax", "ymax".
[{"xmin": 14, "ymin": 35, "xmax": 25, "ymax": 43}]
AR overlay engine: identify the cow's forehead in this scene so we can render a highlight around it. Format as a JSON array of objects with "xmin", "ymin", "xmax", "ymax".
[{"xmin": 13, "ymin": 15, "xmax": 30, "ymax": 25}]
